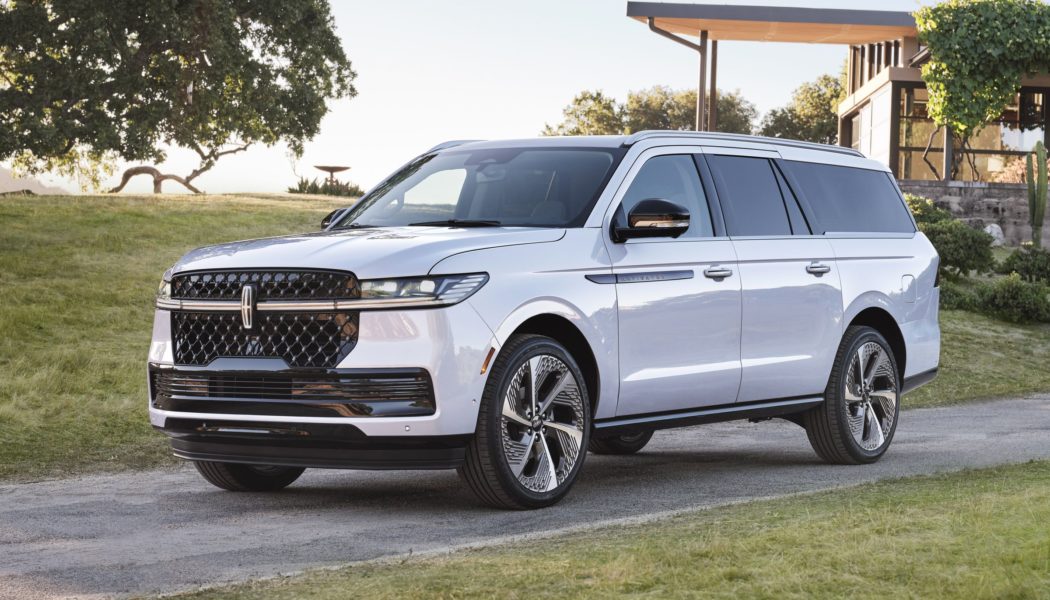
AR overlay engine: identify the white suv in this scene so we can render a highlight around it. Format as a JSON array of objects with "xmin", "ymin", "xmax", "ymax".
[{"xmin": 149, "ymin": 132, "xmax": 940, "ymax": 509}]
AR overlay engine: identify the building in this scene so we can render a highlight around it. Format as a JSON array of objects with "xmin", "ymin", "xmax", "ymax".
[{"xmin": 628, "ymin": 2, "xmax": 1050, "ymax": 184}]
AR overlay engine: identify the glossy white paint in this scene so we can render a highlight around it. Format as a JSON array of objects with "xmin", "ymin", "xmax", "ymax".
[
  {"xmin": 733, "ymin": 237, "xmax": 843, "ymax": 402},
  {"xmin": 149, "ymin": 133, "xmax": 941, "ymax": 445}
]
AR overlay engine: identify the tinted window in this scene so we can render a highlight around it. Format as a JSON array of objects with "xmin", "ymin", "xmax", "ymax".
[
  {"xmin": 621, "ymin": 155, "xmax": 714, "ymax": 238},
  {"xmin": 337, "ymin": 148, "xmax": 624, "ymax": 228},
  {"xmin": 783, "ymin": 161, "xmax": 915, "ymax": 233},
  {"xmin": 707, "ymin": 155, "xmax": 791, "ymax": 236}
]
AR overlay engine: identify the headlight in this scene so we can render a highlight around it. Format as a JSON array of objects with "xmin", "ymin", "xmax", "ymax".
[
  {"xmin": 156, "ymin": 269, "xmax": 175, "ymax": 308},
  {"xmin": 355, "ymin": 273, "xmax": 488, "ymax": 308}
]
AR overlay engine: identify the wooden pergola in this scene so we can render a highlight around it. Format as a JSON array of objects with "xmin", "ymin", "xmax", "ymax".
[{"xmin": 626, "ymin": 2, "xmax": 917, "ymax": 132}]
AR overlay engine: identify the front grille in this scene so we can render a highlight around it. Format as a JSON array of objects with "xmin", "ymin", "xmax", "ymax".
[
  {"xmin": 171, "ymin": 270, "xmax": 359, "ymax": 301},
  {"xmin": 150, "ymin": 368, "xmax": 435, "ymax": 417},
  {"xmin": 171, "ymin": 312, "xmax": 359, "ymax": 368}
]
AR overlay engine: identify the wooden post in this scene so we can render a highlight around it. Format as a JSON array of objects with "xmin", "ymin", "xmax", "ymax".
[
  {"xmin": 709, "ymin": 40, "xmax": 718, "ymax": 132},
  {"xmin": 697, "ymin": 30, "xmax": 708, "ymax": 132}
]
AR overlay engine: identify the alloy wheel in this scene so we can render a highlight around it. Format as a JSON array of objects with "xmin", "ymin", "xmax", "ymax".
[
  {"xmin": 844, "ymin": 341, "xmax": 898, "ymax": 451},
  {"xmin": 499, "ymin": 354, "xmax": 586, "ymax": 493}
]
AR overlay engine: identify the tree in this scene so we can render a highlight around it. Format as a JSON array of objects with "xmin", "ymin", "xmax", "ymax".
[
  {"xmin": 915, "ymin": 0, "xmax": 1050, "ymax": 181},
  {"xmin": 542, "ymin": 91, "xmax": 623, "ymax": 136},
  {"xmin": 0, "ymin": 0, "xmax": 356, "ymax": 193},
  {"xmin": 543, "ymin": 86, "xmax": 758, "ymax": 136},
  {"xmin": 758, "ymin": 74, "xmax": 844, "ymax": 144}
]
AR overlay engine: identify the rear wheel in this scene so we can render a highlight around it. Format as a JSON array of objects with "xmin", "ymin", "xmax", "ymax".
[
  {"xmin": 589, "ymin": 430, "xmax": 653, "ymax": 455},
  {"xmin": 459, "ymin": 334, "xmax": 590, "ymax": 509},
  {"xmin": 804, "ymin": 326, "xmax": 900, "ymax": 465},
  {"xmin": 194, "ymin": 461, "xmax": 305, "ymax": 491}
]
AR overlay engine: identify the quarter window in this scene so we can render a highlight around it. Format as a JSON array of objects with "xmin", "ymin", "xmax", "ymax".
[
  {"xmin": 783, "ymin": 161, "xmax": 915, "ymax": 233},
  {"xmin": 621, "ymin": 155, "xmax": 714, "ymax": 238},
  {"xmin": 706, "ymin": 155, "xmax": 792, "ymax": 237}
]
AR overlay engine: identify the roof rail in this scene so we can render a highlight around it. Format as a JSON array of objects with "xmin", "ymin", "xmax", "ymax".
[
  {"xmin": 425, "ymin": 139, "xmax": 484, "ymax": 153},
  {"xmin": 622, "ymin": 130, "xmax": 864, "ymax": 158}
]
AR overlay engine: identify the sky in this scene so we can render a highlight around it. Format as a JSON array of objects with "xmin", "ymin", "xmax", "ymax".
[{"xmin": 33, "ymin": 0, "xmax": 932, "ymax": 194}]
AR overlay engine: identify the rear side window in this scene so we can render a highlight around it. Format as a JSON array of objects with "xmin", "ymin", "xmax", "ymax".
[
  {"xmin": 783, "ymin": 161, "xmax": 915, "ymax": 233},
  {"xmin": 706, "ymin": 155, "xmax": 791, "ymax": 236}
]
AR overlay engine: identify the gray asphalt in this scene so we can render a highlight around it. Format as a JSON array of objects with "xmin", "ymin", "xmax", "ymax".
[{"xmin": 2, "ymin": 396, "xmax": 1049, "ymax": 599}]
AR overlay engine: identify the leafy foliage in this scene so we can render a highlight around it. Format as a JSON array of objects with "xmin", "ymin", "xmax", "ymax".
[
  {"xmin": 288, "ymin": 177, "xmax": 363, "ymax": 197},
  {"xmin": 758, "ymin": 73, "xmax": 844, "ymax": 144},
  {"xmin": 0, "ymin": 0, "xmax": 356, "ymax": 192},
  {"xmin": 915, "ymin": 0, "xmax": 1050, "ymax": 138},
  {"xmin": 543, "ymin": 86, "xmax": 757, "ymax": 136},
  {"xmin": 975, "ymin": 273, "xmax": 1050, "ymax": 323},
  {"xmin": 905, "ymin": 193, "xmax": 954, "ymax": 226},
  {"xmin": 1000, "ymin": 245, "xmax": 1050, "ymax": 283},
  {"xmin": 923, "ymin": 219, "xmax": 995, "ymax": 278}
]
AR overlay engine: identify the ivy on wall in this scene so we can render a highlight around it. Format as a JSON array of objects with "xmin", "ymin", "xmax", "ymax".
[{"xmin": 915, "ymin": 0, "xmax": 1050, "ymax": 138}]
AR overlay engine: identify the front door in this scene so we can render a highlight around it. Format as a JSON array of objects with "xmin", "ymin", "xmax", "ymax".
[
  {"xmin": 703, "ymin": 151, "xmax": 844, "ymax": 403},
  {"xmin": 605, "ymin": 150, "xmax": 742, "ymax": 416}
]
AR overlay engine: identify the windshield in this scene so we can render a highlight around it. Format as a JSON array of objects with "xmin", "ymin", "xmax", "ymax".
[{"xmin": 335, "ymin": 147, "xmax": 625, "ymax": 228}]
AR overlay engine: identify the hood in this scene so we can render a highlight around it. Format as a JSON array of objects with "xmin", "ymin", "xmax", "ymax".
[{"xmin": 172, "ymin": 227, "xmax": 565, "ymax": 279}]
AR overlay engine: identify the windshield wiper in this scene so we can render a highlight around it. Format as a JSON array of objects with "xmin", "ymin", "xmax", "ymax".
[
  {"xmin": 332, "ymin": 222, "xmax": 378, "ymax": 230},
  {"xmin": 409, "ymin": 219, "xmax": 502, "ymax": 227}
]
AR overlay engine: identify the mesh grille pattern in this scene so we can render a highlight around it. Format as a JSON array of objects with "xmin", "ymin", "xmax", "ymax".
[
  {"xmin": 171, "ymin": 270, "xmax": 359, "ymax": 301},
  {"xmin": 171, "ymin": 312, "xmax": 359, "ymax": 368}
]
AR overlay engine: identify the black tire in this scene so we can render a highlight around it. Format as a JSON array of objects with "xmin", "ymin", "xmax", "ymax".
[
  {"xmin": 193, "ymin": 461, "xmax": 305, "ymax": 491},
  {"xmin": 804, "ymin": 326, "xmax": 901, "ymax": 465},
  {"xmin": 588, "ymin": 430, "xmax": 654, "ymax": 455},
  {"xmin": 459, "ymin": 334, "xmax": 591, "ymax": 510}
]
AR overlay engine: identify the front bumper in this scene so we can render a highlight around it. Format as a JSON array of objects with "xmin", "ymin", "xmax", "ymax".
[{"xmin": 149, "ymin": 301, "xmax": 497, "ymax": 449}]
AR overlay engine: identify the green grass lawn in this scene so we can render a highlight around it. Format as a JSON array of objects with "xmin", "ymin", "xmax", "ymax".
[
  {"xmin": 177, "ymin": 460, "xmax": 1050, "ymax": 600},
  {"xmin": 0, "ymin": 194, "xmax": 1047, "ymax": 480},
  {"xmin": 0, "ymin": 194, "xmax": 345, "ymax": 480}
]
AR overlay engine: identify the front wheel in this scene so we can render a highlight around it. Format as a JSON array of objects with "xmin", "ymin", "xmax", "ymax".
[
  {"xmin": 804, "ymin": 326, "xmax": 901, "ymax": 465},
  {"xmin": 194, "ymin": 461, "xmax": 305, "ymax": 491},
  {"xmin": 459, "ymin": 334, "xmax": 591, "ymax": 509}
]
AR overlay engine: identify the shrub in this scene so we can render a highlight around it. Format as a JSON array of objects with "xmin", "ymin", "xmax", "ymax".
[
  {"xmin": 999, "ymin": 245, "xmax": 1050, "ymax": 283},
  {"xmin": 975, "ymin": 273, "xmax": 1050, "ymax": 324},
  {"xmin": 905, "ymin": 193, "xmax": 953, "ymax": 226},
  {"xmin": 287, "ymin": 177, "xmax": 364, "ymax": 197},
  {"xmin": 922, "ymin": 219, "xmax": 995, "ymax": 278},
  {"xmin": 939, "ymin": 280, "xmax": 979, "ymax": 311}
]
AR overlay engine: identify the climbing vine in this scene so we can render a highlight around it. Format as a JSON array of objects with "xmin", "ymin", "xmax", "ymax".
[{"xmin": 915, "ymin": 0, "xmax": 1050, "ymax": 139}]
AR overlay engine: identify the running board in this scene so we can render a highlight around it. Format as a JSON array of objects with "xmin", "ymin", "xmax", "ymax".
[{"xmin": 594, "ymin": 396, "xmax": 823, "ymax": 435}]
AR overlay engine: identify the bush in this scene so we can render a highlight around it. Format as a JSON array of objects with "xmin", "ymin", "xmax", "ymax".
[
  {"xmin": 287, "ymin": 177, "xmax": 364, "ymax": 197},
  {"xmin": 975, "ymin": 273, "xmax": 1050, "ymax": 324},
  {"xmin": 939, "ymin": 280, "xmax": 980, "ymax": 311},
  {"xmin": 999, "ymin": 245, "xmax": 1050, "ymax": 283},
  {"xmin": 922, "ymin": 219, "xmax": 995, "ymax": 278},
  {"xmin": 905, "ymin": 193, "xmax": 953, "ymax": 226}
]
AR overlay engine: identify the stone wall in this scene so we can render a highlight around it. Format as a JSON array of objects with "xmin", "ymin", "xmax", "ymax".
[{"xmin": 898, "ymin": 180, "xmax": 1042, "ymax": 247}]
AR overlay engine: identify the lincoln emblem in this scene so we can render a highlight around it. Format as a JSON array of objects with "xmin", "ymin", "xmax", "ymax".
[{"xmin": 240, "ymin": 284, "xmax": 256, "ymax": 329}]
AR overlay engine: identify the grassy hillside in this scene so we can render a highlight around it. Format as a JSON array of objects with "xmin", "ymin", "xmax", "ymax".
[
  {"xmin": 1, "ymin": 194, "xmax": 1049, "ymax": 480},
  {"xmin": 0, "ymin": 195, "xmax": 345, "ymax": 479}
]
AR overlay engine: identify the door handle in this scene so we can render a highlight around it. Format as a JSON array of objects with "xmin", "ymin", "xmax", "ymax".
[
  {"xmin": 703, "ymin": 267, "xmax": 733, "ymax": 280},
  {"xmin": 806, "ymin": 263, "xmax": 832, "ymax": 276}
]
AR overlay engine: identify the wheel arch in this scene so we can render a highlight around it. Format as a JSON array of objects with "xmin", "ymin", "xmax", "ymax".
[
  {"xmin": 848, "ymin": 306, "xmax": 907, "ymax": 381},
  {"xmin": 508, "ymin": 314, "xmax": 602, "ymax": 417}
]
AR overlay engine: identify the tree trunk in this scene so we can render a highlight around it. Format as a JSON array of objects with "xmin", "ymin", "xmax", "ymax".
[{"xmin": 108, "ymin": 165, "xmax": 203, "ymax": 194}]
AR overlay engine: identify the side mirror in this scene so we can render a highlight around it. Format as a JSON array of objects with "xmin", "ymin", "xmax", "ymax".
[
  {"xmin": 321, "ymin": 208, "xmax": 350, "ymax": 230},
  {"xmin": 612, "ymin": 198, "xmax": 690, "ymax": 243}
]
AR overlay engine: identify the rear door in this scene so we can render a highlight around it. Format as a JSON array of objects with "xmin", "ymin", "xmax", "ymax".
[{"xmin": 702, "ymin": 149, "xmax": 843, "ymax": 403}]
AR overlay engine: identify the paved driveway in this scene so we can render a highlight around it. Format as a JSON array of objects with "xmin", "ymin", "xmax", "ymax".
[{"xmin": 2, "ymin": 396, "xmax": 1049, "ymax": 599}]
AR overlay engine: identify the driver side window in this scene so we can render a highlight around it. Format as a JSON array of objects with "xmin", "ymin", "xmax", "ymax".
[{"xmin": 621, "ymin": 155, "xmax": 713, "ymax": 238}]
